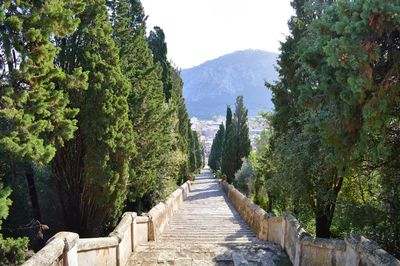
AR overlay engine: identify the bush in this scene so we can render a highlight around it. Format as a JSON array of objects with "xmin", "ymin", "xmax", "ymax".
[
  {"xmin": 0, "ymin": 183, "xmax": 28, "ymax": 265},
  {"xmin": 0, "ymin": 235, "xmax": 29, "ymax": 266},
  {"xmin": 234, "ymin": 158, "xmax": 255, "ymax": 197}
]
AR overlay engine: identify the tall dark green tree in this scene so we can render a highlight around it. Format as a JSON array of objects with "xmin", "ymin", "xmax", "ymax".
[
  {"xmin": 221, "ymin": 96, "xmax": 251, "ymax": 183},
  {"xmin": 221, "ymin": 106, "xmax": 236, "ymax": 182},
  {"xmin": 148, "ymin": 26, "xmax": 196, "ymax": 183},
  {"xmin": 264, "ymin": 0, "xmax": 400, "ymax": 244},
  {"xmin": 193, "ymin": 131, "xmax": 204, "ymax": 170},
  {"xmin": 233, "ymin": 96, "xmax": 251, "ymax": 173},
  {"xmin": 52, "ymin": 0, "xmax": 135, "ymax": 237},
  {"xmin": 108, "ymin": 0, "xmax": 176, "ymax": 211},
  {"xmin": 0, "ymin": 0, "xmax": 85, "ymax": 164},
  {"xmin": 148, "ymin": 26, "xmax": 172, "ymax": 101},
  {"xmin": 296, "ymin": 0, "xmax": 400, "ymax": 243},
  {"xmin": 0, "ymin": 0, "xmax": 86, "ymax": 262},
  {"xmin": 209, "ymin": 124, "xmax": 225, "ymax": 172},
  {"xmin": 264, "ymin": 0, "xmax": 343, "ymax": 238},
  {"xmin": 188, "ymin": 129, "xmax": 197, "ymax": 174},
  {"xmin": 170, "ymin": 69, "xmax": 191, "ymax": 181}
]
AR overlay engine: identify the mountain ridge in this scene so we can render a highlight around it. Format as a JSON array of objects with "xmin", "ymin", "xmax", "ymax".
[{"xmin": 182, "ymin": 49, "xmax": 278, "ymax": 119}]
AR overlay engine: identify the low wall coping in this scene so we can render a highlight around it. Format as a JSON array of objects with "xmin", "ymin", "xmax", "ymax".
[
  {"xmin": 135, "ymin": 216, "xmax": 150, "ymax": 223},
  {"xmin": 220, "ymin": 180, "xmax": 400, "ymax": 266},
  {"xmin": 23, "ymin": 180, "xmax": 192, "ymax": 266},
  {"xmin": 109, "ymin": 213, "xmax": 134, "ymax": 241},
  {"xmin": 345, "ymin": 234, "xmax": 400, "ymax": 266},
  {"xmin": 77, "ymin": 237, "xmax": 118, "ymax": 252},
  {"xmin": 264, "ymin": 212, "xmax": 276, "ymax": 219},
  {"xmin": 302, "ymin": 235, "xmax": 346, "ymax": 251},
  {"xmin": 22, "ymin": 232, "xmax": 77, "ymax": 266},
  {"xmin": 269, "ymin": 216, "xmax": 283, "ymax": 223}
]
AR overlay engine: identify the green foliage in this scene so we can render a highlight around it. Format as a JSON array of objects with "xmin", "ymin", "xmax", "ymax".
[
  {"xmin": 148, "ymin": 26, "xmax": 173, "ymax": 101},
  {"xmin": 209, "ymin": 124, "xmax": 225, "ymax": 172},
  {"xmin": 233, "ymin": 96, "xmax": 251, "ymax": 172},
  {"xmin": 0, "ymin": 233, "xmax": 28, "ymax": 266},
  {"xmin": 234, "ymin": 158, "xmax": 255, "ymax": 197},
  {"xmin": 0, "ymin": 0, "xmax": 86, "ymax": 165},
  {"xmin": 0, "ymin": 183, "xmax": 28, "ymax": 265},
  {"xmin": 221, "ymin": 96, "xmax": 251, "ymax": 183},
  {"xmin": 193, "ymin": 131, "xmax": 204, "ymax": 171},
  {"xmin": 0, "ymin": 0, "xmax": 84, "ymax": 261},
  {"xmin": 52, "ymin": 0, "xmax": 135, "ymax": 236},
  {"xmin": 220, "ymin": 106, "xmax": 236, "ymax": 182},
  {"xmin": 147, "ymin": 25, "xmax": 201, "ymax": 187},
  {"xmin": 109, "ymin": 0, "xmax": 170, "ymax": 207},
  {"xmin": 260, "ymin": 0, "xmax": 400, "ymax": 253},
  {"xmin": 0, "ymin": 183, "xmax": 11, "ymax": 230},
  {"xmin": 0, "ymin": 0, "xmax": 202, "ymax": 261}
]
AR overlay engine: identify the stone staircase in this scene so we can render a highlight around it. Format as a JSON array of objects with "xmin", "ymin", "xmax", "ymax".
[{"xmin": 128, "ymin": 169, "xmax": 290, "ymax": 265}]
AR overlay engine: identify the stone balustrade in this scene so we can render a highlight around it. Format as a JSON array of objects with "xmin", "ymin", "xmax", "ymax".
[
  {"xmin": 221, "ymin": 181, "xmax": 400, "ymax": 266},
  {"xmin": 22, "ymin": 180, "xmax": 191, "ymax": 266}
]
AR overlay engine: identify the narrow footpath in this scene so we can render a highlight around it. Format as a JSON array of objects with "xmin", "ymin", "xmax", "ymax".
[{"xmin": 129, "ymin": 169, "xmax": 291, "ymax": 265}]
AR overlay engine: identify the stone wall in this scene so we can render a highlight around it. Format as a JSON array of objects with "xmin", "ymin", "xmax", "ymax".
[
  {"xmin": 22, "ymin": 180, "xmax": 191, "ymax": 266},
  {"xmin": 221, "ymin": 181, "xmax": 400, "ymax": 266},
  {"xmin": 148, "ymin": 181, "xmax": 191, "ymax": 240}
]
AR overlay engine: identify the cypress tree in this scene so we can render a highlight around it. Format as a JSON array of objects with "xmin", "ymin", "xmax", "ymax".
[
  {"xmin": 209, "ymin": 124, "xmax": 225, "ymax": 172},
  {"xmin": 188, "ymin": 129, "xmax": 197, "ymax": 173},
  {"xmin": 221, "ymin": 106, "xmax": 237, "ymax": 182},
  {"xmin": 220, "ymin": 96, "xmax": 251, "ymax": 183},
  {"xmin": 148, "ymin": 25, "xmax": 195, "ymax": 183},
  {"xmin": 138, "ymin": 24, "xmax": 196, "ymax": 205},
  {"xmin": 193, "ymin": 131, "xmax": 203, "ymax": 170},
  {"xmin": 52, "ymin": 0, "xmax": 135, "ymax": 236},
  {"xmin": 0, "ymin": 0, "xmax": 85, "ymax": 164},
  {"xmin": 170, "ymin": 68, "xmax": 191, "ymax": 181},
  {"xmin": 148, "ymin": 26, "xmax": 173, "ymax": 101},
  {"xmin": 233, "ymin": 96, "xmax": 251, "ymax": 173},
  {"xmin": 109, "ymin": 0, "xmax": 174, "ymax": 210},
  {"xmin": 0, "ymin": 1, "xmax": 85, "ymax": 261}
]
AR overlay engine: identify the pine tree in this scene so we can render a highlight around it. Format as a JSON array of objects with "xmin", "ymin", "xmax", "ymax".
[
  {"xmin": 52, "ymin": 0, "xmax": 135, "ymax": 236},
  {"xmin": 209, "ymin": 124, "xmax": 225, "ymax": 172}
]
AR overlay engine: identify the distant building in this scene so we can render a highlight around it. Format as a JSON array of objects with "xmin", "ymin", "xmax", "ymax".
[{"xmin": 190, "ymin": 116, "xmax": 268, "ymax": 160}]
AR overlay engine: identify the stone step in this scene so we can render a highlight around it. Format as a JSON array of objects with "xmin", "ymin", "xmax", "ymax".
[
  {"xmin": 164, "ymin": 224, "xmax": 248, "ymax": 229},
  {"xmin": 162, "ymin": 229, "xmax": 254, "ymax": 233},
  {"xmin": 160, "ymin": 235, "xmax": 257, "ymax": 242},
  {"xmin": 127, "ymin": 169, "xmax": 291, "ymax": 266}
]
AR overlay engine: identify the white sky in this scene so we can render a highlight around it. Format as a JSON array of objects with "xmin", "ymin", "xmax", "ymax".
[{"xmin": 141, "ymin": 0, "xmax": 294, "ymax": 69}]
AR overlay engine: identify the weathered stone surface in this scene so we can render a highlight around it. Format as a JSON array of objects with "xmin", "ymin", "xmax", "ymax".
[{"xmin": 128, "ymin": 169, "xmax": 290, "ymax": 265}]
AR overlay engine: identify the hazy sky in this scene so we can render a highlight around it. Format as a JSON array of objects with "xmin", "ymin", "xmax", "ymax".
[{"xmin": 141, "ymin": 0, "xmax": 294, "ymax": 69}]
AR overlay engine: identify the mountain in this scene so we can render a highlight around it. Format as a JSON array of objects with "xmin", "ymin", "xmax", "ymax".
[{"xmin": 182, "ymin": 49, "xmax": 278, "ymax": 119}]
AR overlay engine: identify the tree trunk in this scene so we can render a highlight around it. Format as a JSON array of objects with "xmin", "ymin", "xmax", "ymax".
[
  {"xmin": 267, "ymin": 193, "xmax": 273, "ymax": 213},
  {"xmin": 315, "ymin": 213, "xmax": 331, "ymax": 238},
  {"xmin": 25, "ymin": 164, "xmax": 42, "ymax": 222},
  {"xmin": 314, "ymin": 172, "xmax": 343, "ymax": 238},
  {"xmin": 52, "ymin": 135, "xmax": 86, "ymax": 235}
]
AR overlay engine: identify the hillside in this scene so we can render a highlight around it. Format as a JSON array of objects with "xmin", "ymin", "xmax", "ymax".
[{"xmin": 182, "ymin": 50, "xmax": 278, "ymax": 119}]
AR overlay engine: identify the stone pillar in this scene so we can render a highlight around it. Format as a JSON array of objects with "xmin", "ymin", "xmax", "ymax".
[
  {"xmin": 62, "ymin": 232, "xmax": 79, "ymax": 266},
  {"xmin": 22, "ymin": 231, "xmax": 79, "ymax": 266}
]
